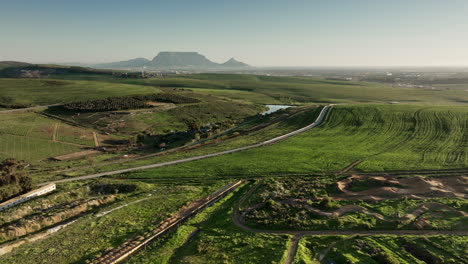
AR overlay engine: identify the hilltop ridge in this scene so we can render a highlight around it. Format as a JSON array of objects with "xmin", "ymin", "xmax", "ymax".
[{"xmin": 91, "ymin": 52, "xmax": 251, "ymax": 70}]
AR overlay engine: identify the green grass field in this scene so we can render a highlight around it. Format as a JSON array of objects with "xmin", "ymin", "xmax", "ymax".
[
  {"xmin": 43, "ymin": 72, "xmax": 468, "ymax": 105},
  {"xmin": 0, "ymin": 78, "xmax": 160, "ymax": 106},
  {"xmin": 0, "ymin": 112, "xmax": 99, "ymax": 161},
  {"xmin": 0, "ymin": 71, "xmax": 467, "ymax": 264},
  {"xmin": 121, "ymin": 104, "xmax": 467, "ymax": 182}
]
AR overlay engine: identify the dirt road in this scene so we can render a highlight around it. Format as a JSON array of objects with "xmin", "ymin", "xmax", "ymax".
[{"xmin": 0, "ymin": 104, "xmax": 61, "ymax": 114}]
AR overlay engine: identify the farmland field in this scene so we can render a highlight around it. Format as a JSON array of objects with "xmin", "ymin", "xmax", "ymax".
[
  {"xmin": 121, "ymin": 104, "xmax": 467, "ymax": 182},
  {"xmin": 0, "ymin": 70, "xmax": 466, "ymax": 264},
  {"xmin": 0, "ymin": 134, "xmax": 83, "ymax": 161},
  {"xmin": 45, "ymin": 73, "xmax": 468, "ymax": 105},
  {"xmin": 0, "ymin": 78, "xmax": 160, "ymax": 106},
  {"xmin": 2, "ymin": 0, "xmax": 468, "ymax": 261},
  {"xmin": 0, "ymin": 112, "xmax": 101, "ymax": 161}
]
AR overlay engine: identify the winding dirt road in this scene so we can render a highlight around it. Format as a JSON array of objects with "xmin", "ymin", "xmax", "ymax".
[
  {"xmin": 233, "ymin": 183, "xmax": 468, "ymax": 236},
  {"xmin": 232, "ymin": 181, "xmax": 468, "ymax": 263}
]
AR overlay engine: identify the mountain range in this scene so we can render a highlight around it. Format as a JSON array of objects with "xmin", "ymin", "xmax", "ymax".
[{"xmin": 91, "ymin": 52, "xmax": 250, "ymax": 70}]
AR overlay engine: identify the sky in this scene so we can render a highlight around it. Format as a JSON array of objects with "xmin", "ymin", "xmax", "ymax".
[{"xmin": 1, "ymin": 0, "xmax": 467, "ymax": 67}]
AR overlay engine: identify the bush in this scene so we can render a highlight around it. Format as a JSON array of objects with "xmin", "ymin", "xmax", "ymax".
[
  {"xmin": 403, "ymin": 243, "xmax": 442, "ymax": 264},
  {"xmin": 373, "ymin": 252, "xmax": 400, "ymax": 264},
  {"xmin": 90, "ymin": 183, "xmax": 138, "ymax": 194},
  {"xmin": 0, "ymin": 158, "xmax": 32, "ymax": 202}
]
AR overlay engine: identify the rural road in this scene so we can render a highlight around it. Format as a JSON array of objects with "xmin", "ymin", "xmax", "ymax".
[
  {"xmin": 0, "ymin": 104, "xmax": 61, "ymax": 114},
  {"xmin": 47, "ymin": 105, "xmax": 333, "ymax": 184}
]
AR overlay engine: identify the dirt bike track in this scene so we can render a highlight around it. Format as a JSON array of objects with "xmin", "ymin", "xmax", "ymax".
[{"xmin": 232, "ymin": 180, "xmax": 468, "ymax": 263}]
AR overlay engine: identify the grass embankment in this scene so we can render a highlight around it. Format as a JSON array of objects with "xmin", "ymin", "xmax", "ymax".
[
  {"xmin": 128, "ymin": 181, "xmax": 290, "ymax": 264},
  {"xmin": 0, "ymin": 179, "xmax": 224, "ymax": 264}
]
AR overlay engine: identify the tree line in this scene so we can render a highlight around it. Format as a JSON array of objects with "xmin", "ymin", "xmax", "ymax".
[{"xmin": 62, "ymin": 93, "xmax": 200, "ymax": 111}]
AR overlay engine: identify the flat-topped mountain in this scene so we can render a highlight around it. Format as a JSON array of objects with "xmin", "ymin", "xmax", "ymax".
[
  {"xmin": 151, "ymin": 52, "xmax": 217, "ymax": 68},
  {"xmin": 91, "ymin": 52, "xmax": 251, "ymax": 70}
]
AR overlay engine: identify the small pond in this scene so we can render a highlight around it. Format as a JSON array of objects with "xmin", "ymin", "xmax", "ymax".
[{"xmin": 262, "ymin": 105, "xmax": 294, "ymax": 115}]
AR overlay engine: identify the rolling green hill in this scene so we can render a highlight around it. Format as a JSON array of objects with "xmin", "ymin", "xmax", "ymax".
[
  {"xmin": 0, "ymin": 78, "xmax": 160, "ymax": 106},
  {"xmin": 124, "ymin": 104, "xmax": 468, "ymax": 180},
  {"xmin": 49, "ymin": 73, "xmax": 468, "ymax": 105}
]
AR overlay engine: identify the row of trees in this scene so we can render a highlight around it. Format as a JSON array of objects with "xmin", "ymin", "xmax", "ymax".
[{"xmin": 62, "ymin": 93, "xmax": 199, "ymax": 111}]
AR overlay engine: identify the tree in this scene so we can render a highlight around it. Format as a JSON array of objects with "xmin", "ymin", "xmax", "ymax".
[
  {"xmin": 19, "ymin": 176, "xmax": 33, "ymax": 192},
  {"xmin": 0, "ymin": 158, "xmax": 28, "ymax": 185},
  {"xmin": 0, "ymin": 158, "xmax": 32, "ymax": 198}
]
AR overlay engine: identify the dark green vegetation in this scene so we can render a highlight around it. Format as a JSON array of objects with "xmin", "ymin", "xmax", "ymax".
[
  {"xmin": 0, "ymin": 159, "xmax": 32, "ymax": 202},
  {"xmin": 295, "ymin": 235, "xmax": 468, "ymax": 264},
  {"xmin": 62, "ymin": 93, "xmax": 199, "ymax": 111}
]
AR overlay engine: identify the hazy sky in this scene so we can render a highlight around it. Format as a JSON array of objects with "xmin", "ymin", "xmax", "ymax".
[{"xmin": 1, "ymin": 0, "xmax": 467, "ymax": 66}]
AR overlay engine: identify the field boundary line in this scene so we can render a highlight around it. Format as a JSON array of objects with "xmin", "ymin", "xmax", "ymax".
[
  {"xmin": 52, "ymin": 123, "xmax": 58, "ymax": 142},
  {"xmin": 93, "ymin": 132, "xmax": 99, "ymax": 147}
]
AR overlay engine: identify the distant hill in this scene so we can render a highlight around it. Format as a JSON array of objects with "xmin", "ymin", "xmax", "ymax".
[
  {"xmin": 1, "ymin": 52, "xmax": 252, "ymax": 72},
  {"xmin": 221, "ymin": 58, "xmax": 249, "ymax": 68},
  {"xmin": 93, "ymin": 58, "xmax": 151, "ymax": 69},
  {"xmin": 0, "ymin": 62, "xmax": 113, "ymax": 78},
  {"xmin": 0, "ymin": 61, "xmax": 31, "ymax": 70},
  {"xmin": 91, "ymin": 52, "xmax": 251, "ymax": 70}
]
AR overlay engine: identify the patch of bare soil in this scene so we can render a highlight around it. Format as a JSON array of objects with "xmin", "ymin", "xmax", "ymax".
[
  {"xmin": 335, "ymin": 174, "xmax": 467, "ymax": 200},
  {"xmin": 52, "ymin": 149, "xmax": 101, "ymax": 161}
]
